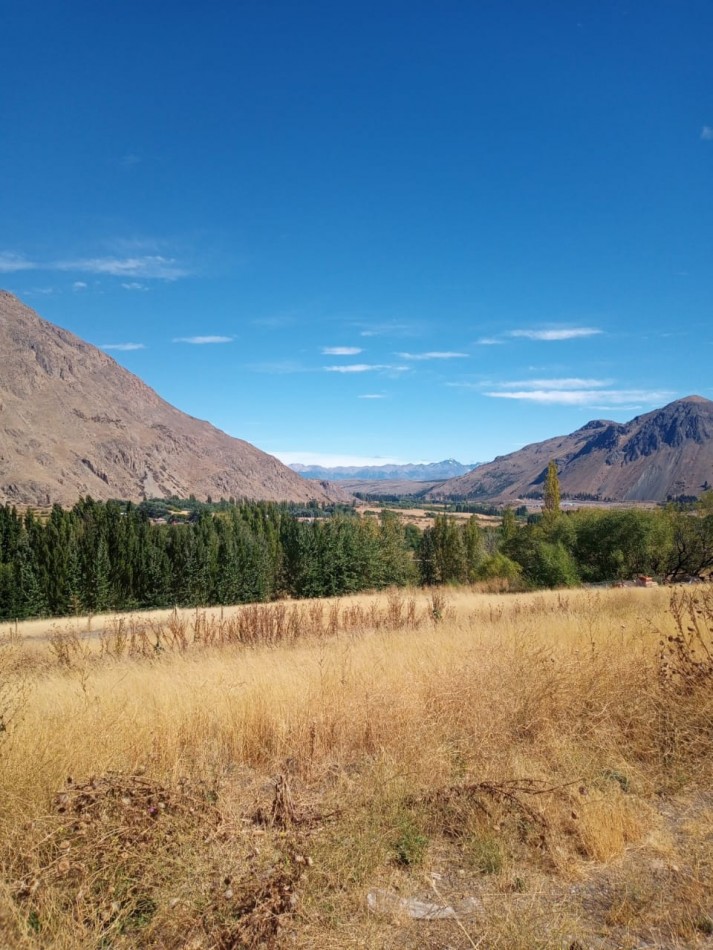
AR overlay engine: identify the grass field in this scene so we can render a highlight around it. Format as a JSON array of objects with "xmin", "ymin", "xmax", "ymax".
[{"xmin": 1, "ymin": 585, "xmax": 712, "ymax": 948}]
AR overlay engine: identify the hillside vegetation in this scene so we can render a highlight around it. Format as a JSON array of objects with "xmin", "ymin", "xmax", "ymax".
[{"xmin": 0, "ymin": 585, "xmax": 712, "ymax": 948}]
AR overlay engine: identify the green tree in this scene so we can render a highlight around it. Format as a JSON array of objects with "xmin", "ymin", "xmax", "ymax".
[
  {"xmin": 500, "ymin": 506, "xmax": 517, "ymax": 542},
  {"xmin": 463, "ymin": 516, "xmax": 484, "ymax": 581},
  {"xmin": 663, "ymin": 497, "xmax": 713, "ymax": 580},
  {"xmin": 543, "ymin": 460, "xmax": 561, "ymax": 517},
  {"xmin": 420, "ymin": 515, "xmax": 468, "ymax": 585}
]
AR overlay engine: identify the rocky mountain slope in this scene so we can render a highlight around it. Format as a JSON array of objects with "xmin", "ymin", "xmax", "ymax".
[
  {"xmin": 0, "ymin": 291, "xmax": 340, "ymax": 507},
  {"xmin": 428, "ymin": 396, "xmax": 713, "ymax": 504}
]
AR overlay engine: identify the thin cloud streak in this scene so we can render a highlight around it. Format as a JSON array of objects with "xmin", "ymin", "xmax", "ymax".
[
  {"xmin": 173, "ymin": 335, "xmax": 233, "ymax": 344},
  {"xmin": 357, "ymin": 321, "xmax": 420, "ymax": 338},
  {"xmin": 100, "ymin": 342, "xmax": 146, "ymax": 351},
  {"xmin": 496, "ymin": 378, "xmax": 612, "ymax": 391},
  {"xmin": 247, "ymin": 360, "xmax": 308, "ymax": 374},
  {"xmin": 397, "ymin": 351, "xmax": 469, "ymax": 361},
  {"xmin": 447, "ymin": 378, "xmax": 611, "ymax": 392},
  {"xmin": 0, "ymin": 251, "xmax": 188, "ymax": 280},
  {"xmin": 322, "ymin": 346, "xmax": 363, "ymax": 355},
  {"xmin": 358, "ymin": 393, "xmax": 386, "ymax": 399},
  {"xmin": 701, "ymin": 126, "xmax": 713, "ymax": 141},
  {"xmin": 59, "ymin": 256, "xmax": 187, "ymax": 279},
  {"xmin": 485, "ymin": 389, "xmax": 674, "ymax": 406},
  {"xmin": 0, "ymin": 253, "xmax": 35, "ymax": 273},
  {"xmin": 325, "ymin": 363, "xmax": 408, "ymax": 374},
  {"xmin": 509, "ymin": 328, "xmax": 602, "ymax": 341}
]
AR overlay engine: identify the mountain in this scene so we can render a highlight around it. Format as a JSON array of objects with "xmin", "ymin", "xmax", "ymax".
[
  {"xmin": 289, "ymin": 459, "xmax": 479, "ymax": 481},
  {"xmin": 0, "ymin": 291, "xmax": 341, "ymax": 507},
  {"xmin": 428, "ymin": 396, "xmax": 713, "ymax": 504},
  {"xmin": 335, "ymin": 479, "xmax": 447, "ymax": 498}
]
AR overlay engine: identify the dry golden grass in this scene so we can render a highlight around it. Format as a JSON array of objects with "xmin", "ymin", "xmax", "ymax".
[
  {"xmin": 0, "ymin": 585, "xmax": 711, "ymax": 948},
  {"xmin": 358, "ymin": 504, "xmax": 501, "ymax": 529}
]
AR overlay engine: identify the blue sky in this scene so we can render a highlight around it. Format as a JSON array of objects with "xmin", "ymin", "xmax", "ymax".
[{"xmin": 2, "ymin": 1, "xmax": 712, "ymax": 466}]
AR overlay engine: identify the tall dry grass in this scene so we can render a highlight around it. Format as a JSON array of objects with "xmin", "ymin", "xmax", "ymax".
[{"xmin": 0, "ymin": 585, "xmax": 711, "ymax": 947}]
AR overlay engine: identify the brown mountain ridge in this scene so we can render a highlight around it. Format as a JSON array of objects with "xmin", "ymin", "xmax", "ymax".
[
  {"xmin": 428, "ymin": 395, "xmax": 713, "ymax": 504},
  {"xmin": 0, "ymin": 291, "xmax": 341, "ymax": 507}
]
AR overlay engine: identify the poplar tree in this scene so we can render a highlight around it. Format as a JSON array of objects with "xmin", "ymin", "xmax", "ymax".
[{"xmin": 543, "ymin": 460, "xmax": 561, "ymax": 517}]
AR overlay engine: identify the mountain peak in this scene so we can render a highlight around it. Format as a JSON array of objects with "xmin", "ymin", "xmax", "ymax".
[
  {"xmin": 429, "ymin": 397, "xmax": 713, "ymax": 504},
  {"xmin": 675, "ymin": 394, "xmax": 711, "ymax": 405},
  {"xmin": 0, "ymin": 294, "xmax": 342, "ymax": 506}
]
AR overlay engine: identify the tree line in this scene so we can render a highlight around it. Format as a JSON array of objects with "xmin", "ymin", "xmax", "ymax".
[{"xmin": 0, "ymin": 494, "xmax": 712, "ymax": 621}]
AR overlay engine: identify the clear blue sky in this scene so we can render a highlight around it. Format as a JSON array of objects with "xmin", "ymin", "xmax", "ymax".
[{"xmin": 2, "ymin": 1, "xmax": 712, "ymax": 466}]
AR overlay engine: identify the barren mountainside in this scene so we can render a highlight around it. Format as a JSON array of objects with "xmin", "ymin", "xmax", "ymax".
[
  {"xmin": 0, "ymin": 291, "xmax": 340, "ymax": 506},
  {"xmin": 429, "ymin": 395, "xmax": 713, "ymax": 503}
]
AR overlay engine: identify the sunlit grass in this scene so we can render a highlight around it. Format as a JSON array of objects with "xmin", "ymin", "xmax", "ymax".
[{"xmin": 0, "ymin": 584, "xmax": 711, "ymax": 947}]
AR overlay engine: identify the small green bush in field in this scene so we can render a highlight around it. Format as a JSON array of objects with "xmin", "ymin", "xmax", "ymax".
[
  {"xmin": 466, "ymin": 832, "xmax": 504, "ymax": 874},
  {"xmin": 392, "ymin": 816, "xmax": 429, "ymax": 867}
]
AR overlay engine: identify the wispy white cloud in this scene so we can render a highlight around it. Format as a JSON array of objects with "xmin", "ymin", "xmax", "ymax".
[
  {"xmin": 397, "ymin": 351, "xmax": 469, "ymax": 361},
  {"xmin": 0, "ymin": 250, "xmax": 188, "ymax": 280},
  {"xmin": 100, "ymin": 342, "xmax": 146, "ymax": 352},
  {"xmin": 484, "ymin": 388, "xmax": 673, "ymax": 406},
  {"xmin": 701, "ymin": 126, "xmax": 713, "ymax": 141},
  {"xmin": 252, "ymin": 314, "xmax": 297, "ymax": 330},
  {"xmin": 447, "ymin": 377, "xmax": 610, "ymax": 393},
  {"xmin": 59, "ymin": 256, "xmax": 187, "ymax": 279},
  {"xmin": 0, "ymin": 252, "xmax": 35, "ymax": 273},
  {"xmin": 121, "ymin": 281, "xmax": 148, "ymax": 291},
  {"xmin": 325, "ymin": 363, "xmax": 408, "ymax": 374},
  {"xmin": 173, "ymin": 335, "xmax": 233, "ymax": 344},
  {"xmin": 247, "ymin": 360, "xmax": 308, "ymax": 374},
  {"xmin": 496, "ymin": 378, "xmax": 612, "ymax": 391},
  {"xmin": 357, "ymin": 321, "xmax": 420, "ymax": 338},
  {"xmin": 23, "ymin": 286, "xmax": 58, "ymax": 296},
  {"xmin": 358, "ymin": 393, "xmax": 386, "ymax": 399},
  {"xmin": 322, "ymin": 346, "xmax": 363, "ymax": 356},
  {"xmin": 475, "ymin": 337, "xmax": 503, "ymax": 345},
  {"xmin": 509, "ymin": 327, "xmax": 602, "ymax": 341},
  {"xmin": 454, "ymin": 375, "xmax": 673, "ymax": 408},
  {"xmin": 72, "ymin": 281, "xmax": 88, "ymax": 291}
]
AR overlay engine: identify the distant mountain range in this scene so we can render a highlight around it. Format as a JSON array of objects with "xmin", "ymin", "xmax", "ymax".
[
  {"xmin": 428, "ymin": 396, "xmax": 713, "ymax": 504},
  {"xmin": 0, "ymin": 292, "xmax": 343, "ymax": 507},
  {"xmin": 290, "ymin": 459, "xmax": 479, "ymax": 481}
]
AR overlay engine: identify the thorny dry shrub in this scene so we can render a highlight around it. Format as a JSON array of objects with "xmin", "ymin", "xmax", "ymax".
[
  {"xmin": 6, "ymin": 771, "xmax": 314, "ymax": 949},
  {"xmin": 654, "ymin": 588, "xmax": 713, "ymax": 777},
  {"xmin": 10, "ymin": 772, "xmax": 220, "ymax": 945},
  {"xmin": 89, "ymin": 590, "xmax": 427, "ymax": 665},
  {"xmin": 47, "ymin": 625, "xmax": 87, "ymax": 669},
  {"xmin": 0, "ymin": 632, "xmax": 31, "ymax": 739},
  {"xmin": 661, "ymin": 586, "xmax": 713, "ymax": 693}
]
